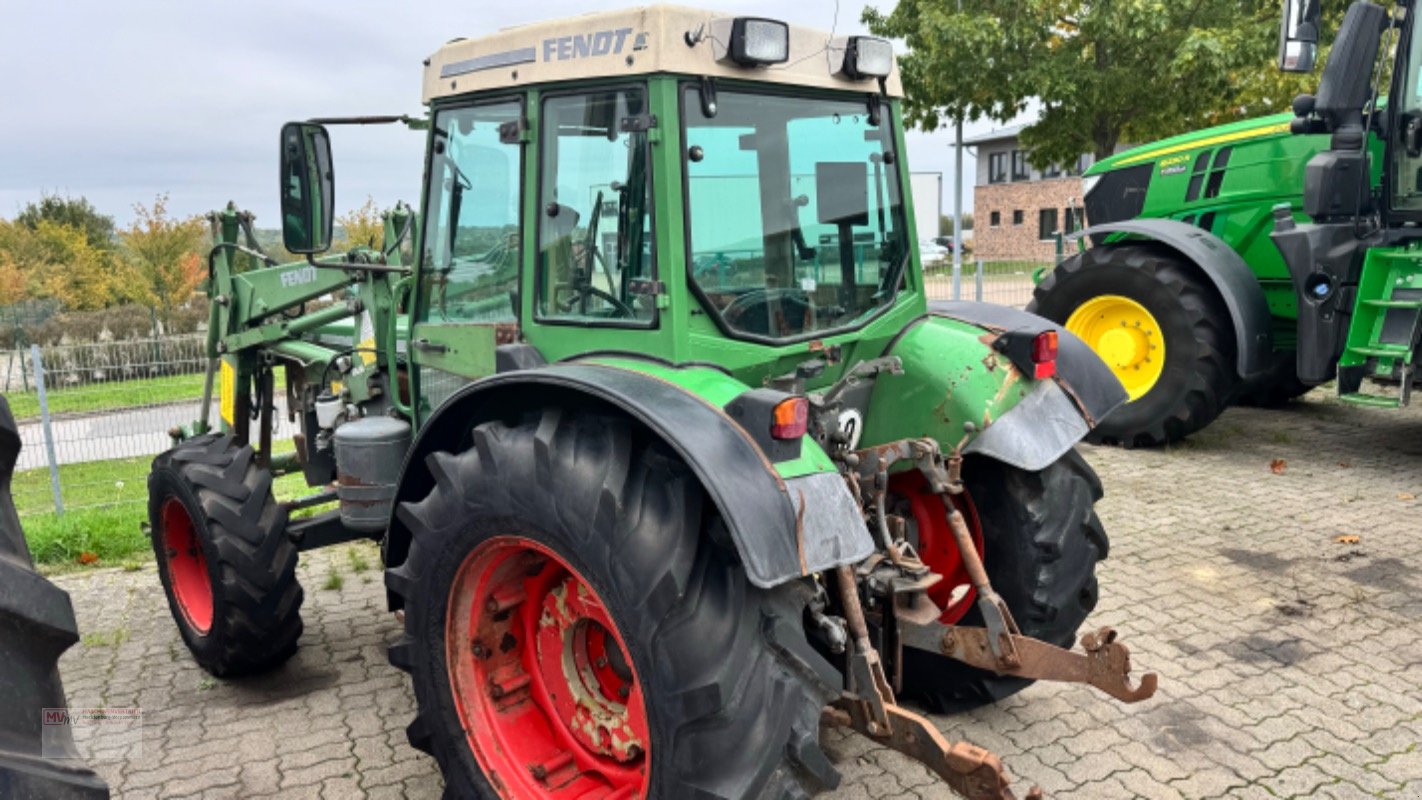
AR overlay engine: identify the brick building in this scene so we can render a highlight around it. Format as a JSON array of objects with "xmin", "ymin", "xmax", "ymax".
[{"xmin": 966, "ymin": 126, "xmax": 1120, "ymax": 261}]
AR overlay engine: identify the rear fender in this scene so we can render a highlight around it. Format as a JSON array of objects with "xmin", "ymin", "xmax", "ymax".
[{"xmin": 384, "ymin": 362, "xmax": 873, "ymax": 597}]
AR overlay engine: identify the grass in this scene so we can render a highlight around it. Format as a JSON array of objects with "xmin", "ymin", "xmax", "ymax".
[
  {"xmin": 5, "ymin": 372, "xmax": 210, "ymax": 421},
  {"xmin": 322, "ymin": 570, "xmax": 344, "ymax": 591},
  {"xmin": 17, "ymin": 440, "xmax": 312, "ymax": 571},
  {"xmin": 81, "ymin": 627, "xmax": 129, "ymax": 648}
]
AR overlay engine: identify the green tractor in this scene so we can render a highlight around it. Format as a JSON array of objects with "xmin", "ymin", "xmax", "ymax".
[
  {"xmin": 146, "ymin": 8, "xmax": 1155, "ymax": 798},
  {"xmin": 1030, "ymin": 0, "xmax": 1422, "ymax": 446}
]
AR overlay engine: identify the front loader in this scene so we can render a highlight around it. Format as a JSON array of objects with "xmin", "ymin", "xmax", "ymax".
[{"xmin": 147, "ymin": 8, "xmax": 1155, "ymax": 798}]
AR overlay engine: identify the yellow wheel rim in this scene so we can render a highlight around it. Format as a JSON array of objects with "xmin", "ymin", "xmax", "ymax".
[{"xmin": 1065, "ymin": 295, "xmax": 1166, "ymax": 401}]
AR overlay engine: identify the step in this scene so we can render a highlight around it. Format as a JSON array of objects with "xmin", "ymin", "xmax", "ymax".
[
  {"xmin": 1361, "ymin": 298, "xmax": 1422, "ymax": 309},
  {"xmin": 1348, "ymin": 345, "xmax": 1413, "ymax": 359},
  {"xmin": 1339, "ymin": 392, "xmax": 1402, "ymax": 408}
]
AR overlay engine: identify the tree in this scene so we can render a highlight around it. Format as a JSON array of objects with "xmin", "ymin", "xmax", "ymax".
[
  {"xmin": 117, "ymin": 195, "xmax": 208, "ymax": 330},
  {"xmin": 16, "ymin": 193, "xmax": 116, "ymax": 251},
  {"xmin": 337, "ymin": 196, "xmax": 384, "ymax": 251},
  {"xmin": 0, "ymin": 218, "xmax": 118, "ymax": 310},
  {"xmin": 940, "ymin": 213, "xmax": 975, "ymax": 236},
  {"xmin": 865, "ymin": 0, "xmax": 1312, "ymax": 167}
]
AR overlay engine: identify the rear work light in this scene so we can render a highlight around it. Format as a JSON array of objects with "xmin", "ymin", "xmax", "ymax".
[
  {"xmin": 840, "ymin": 36, "xmax": 895, "ymax": 79},
  {"xmin": 771, "ymin": 396, "xmax": 809, "ymax": 440},
  {"xmin": 729, "ymin": 17, "xmax": 790, "ymax": 66}
]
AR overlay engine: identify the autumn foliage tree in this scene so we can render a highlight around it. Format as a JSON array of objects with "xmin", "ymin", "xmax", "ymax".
[
  {"xmin": 337, "ymin": 196, "xmax": 385, "ymax": 251},
  {"xmin": 0, "ymin": 218, "xmax": 119, "ymax": 309},
  {"xmin": 117, "ymin": 195, "xmax": 208, "ymax": 331}
]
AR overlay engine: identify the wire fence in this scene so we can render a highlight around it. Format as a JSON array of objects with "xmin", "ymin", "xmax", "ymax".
[
  {"xmin": 922, "ymin": 258, "xmax": 1051, "ymax": 308},
  {"xmin": 6, "ymin": 335, "xmax": 213, "ymax": 517}
]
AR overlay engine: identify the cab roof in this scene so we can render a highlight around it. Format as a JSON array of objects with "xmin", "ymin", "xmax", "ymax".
[{"xmin": 423, "ymin": 5, "xmax": 902, "ymax": 104}]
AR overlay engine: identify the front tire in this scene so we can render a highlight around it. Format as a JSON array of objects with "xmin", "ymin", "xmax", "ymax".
[
  {"xmin": 1029, "ymin": 244, "xmax": 1239, "ymax": 446},
  {"xmin": 900, "ymin": 451, "xmax": 1108, "ymax": 712},
  {"xmin": 387, "ymin": 409, "xmax": 839, "ymax": 799},
  {"xmin": 147, "ymin": 434, "xmax": 303, "ymax": 677}
]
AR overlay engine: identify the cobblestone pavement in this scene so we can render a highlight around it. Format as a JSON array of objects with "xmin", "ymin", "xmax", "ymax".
[{"xmin": 52, "ymin": 389, "xmax": 1422, "ymax": 799}]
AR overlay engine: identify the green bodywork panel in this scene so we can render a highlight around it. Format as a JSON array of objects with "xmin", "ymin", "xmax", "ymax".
[
  {"xmin": 1086, "ymin": 112, "xmax": 1386, "ymax": 349},
  {"xmin": 862, "ymin": 316, "xmax": 1032, "ymax": 448}
]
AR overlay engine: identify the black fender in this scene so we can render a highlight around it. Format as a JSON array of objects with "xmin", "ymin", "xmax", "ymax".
[
  {"xmin": 383, "ymin": 363, "xmax": 872, "ymax": 594},
  {"xmin": 1073, "ymin": 218, "xmax": 1274, "ymax": 379},
  {"xmin": 927, "ymin": 301, "xmax": 1129, "ymax": 470}
]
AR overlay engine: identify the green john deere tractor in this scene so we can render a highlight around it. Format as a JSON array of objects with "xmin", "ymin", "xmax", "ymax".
[
  {"xmin": 1030, "ymin": 0, "xmax": 1422, "ymax": 446},
  {"xmin": 146, "ymin": 8, "xmax": 1155, "ymax": 798}
]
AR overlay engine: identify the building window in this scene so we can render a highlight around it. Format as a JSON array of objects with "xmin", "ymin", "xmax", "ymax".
[
  {"xmin": 988, "ymin": 152, "xmax": 1008, "ymax": 184},
  {"xmin": 990, "ymin": 210, "xmax": 1002, "ymax": 227},
  {"xmin": 1064, "ymin": 206, "xmax": 1084, "ymax": 234},
  {"xmin": 1010, "ymin": 150, "xmax": 1029, "ymax": 181},
  {"xmin": 1043, "ymin": 162, "xmax": 1061, "ymax": 179},
  {"xmin": 1038, "ymin": 208, "xmax": 1059, "ymax": 240},
  {"xmin": 1012, "ymin": 210, "xmax": 1024, "ymax": 226}
]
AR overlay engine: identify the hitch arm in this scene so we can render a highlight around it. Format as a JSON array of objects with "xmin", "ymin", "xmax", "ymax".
[{"xmin": 901, "ymin": 616, "xmax": 1158, "ymax": 704}]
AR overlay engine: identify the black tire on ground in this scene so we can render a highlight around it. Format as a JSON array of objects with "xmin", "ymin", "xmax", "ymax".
[
  {"xmin": 1234, "ymin": 353, "xmax": 1313, "ymax": 408},
  {"xmin": 900, "ymin": 450, "xmax": 1109, "ymax": 713},
  {"xmin": 148, "ymin": 434, "xmax": 303, "ymax": 677},
  {"xmin": 387, "ymin": 408, "xmax": 840, "ymax": 799},
  {"xmin": 0, "ymin": 397, "xmax": 110, "ymax": 799},
  {"xmin": 1028, "ymin": 243, "xmax": 1239, "ymax": 446}
]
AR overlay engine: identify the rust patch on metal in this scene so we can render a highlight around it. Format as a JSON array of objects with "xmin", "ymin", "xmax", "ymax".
[
  {"xmin": 1051, "ymin": 375, "xmax": 1097, "ymax": 428},
  {"xmin": 981, "ymin": 352, "xmax": 999, "ymax": 372},
  {"xmin": 493, "ymin": 322, "xmax": 520, "ymax": 345},
  {"xmin": 794, "ymin": 490, "xmax": 809, "ymax": 575},
  {"xmin": 991, "ymin": 366, "xmax": 1021, "ymax": 406},
  {"xmin": 935, "ymin": 624, "xmax": 1157, "ymax": 703}
]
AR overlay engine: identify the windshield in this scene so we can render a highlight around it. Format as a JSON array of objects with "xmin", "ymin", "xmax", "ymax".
[{"xmin": 683, "ymin": 87, "xmax": 908, "ymax": 341}]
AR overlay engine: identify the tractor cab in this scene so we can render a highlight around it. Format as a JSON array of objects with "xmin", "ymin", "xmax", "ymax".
[{"xmin": 281, "ymin": 7, "xmax": 920, "ymax": 420}]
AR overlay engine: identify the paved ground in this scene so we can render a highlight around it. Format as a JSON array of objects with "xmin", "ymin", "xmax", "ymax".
[{"xmin": 50, "ymin": 388, "xmax": 1422, "ymax": 799}]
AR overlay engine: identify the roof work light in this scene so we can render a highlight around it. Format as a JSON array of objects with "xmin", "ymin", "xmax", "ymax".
[
  {"xmin": 840, "ymin": 36, "xmax": 894, "ymax": 79},
  {"xmin": 729, "ymin": 18, "xmax": 790, "ymax": 66}
]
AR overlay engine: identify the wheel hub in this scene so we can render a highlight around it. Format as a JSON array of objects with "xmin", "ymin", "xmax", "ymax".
[
  {"xmin": 446, "ymin": 536, "xmax": 650, "ymax": 799},
  {"xmin": 1065, "ymin": 295, "xmax": 1166, "ymax": 401},
  {"xmin": 160, "ymin": 497, "xmax": 213, "ymax": 634}
]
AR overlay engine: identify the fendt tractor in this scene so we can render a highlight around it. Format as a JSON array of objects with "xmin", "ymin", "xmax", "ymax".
[
  {"xmin": 146, "ymin": 8, "xmax": 1157, "ymax": 799},
  {"xmin": 1029, "ymin": 0, "xmax": 1422, "ymax": 446}
]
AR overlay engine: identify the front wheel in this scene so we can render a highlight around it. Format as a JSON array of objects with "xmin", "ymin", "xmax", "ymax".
[
  {"xmin": 147, "ymin": 434, "xmax": 303, "ymax": 677},
  {"xmin": 1029, "ymin": 244, "xmax": 1239, "ymax": 446},
  {"xmin": 899, "ymin": 451, "xmax": 1109, "ymax": 712},
  {"xmin": 387, "ymin": 409, "xmax": 839, "ymax": 799}
]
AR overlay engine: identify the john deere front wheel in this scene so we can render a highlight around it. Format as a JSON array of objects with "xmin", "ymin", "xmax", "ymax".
[{"xmin": 1029, "ymin": 244, "xmax": 1239, "ymax": 446}]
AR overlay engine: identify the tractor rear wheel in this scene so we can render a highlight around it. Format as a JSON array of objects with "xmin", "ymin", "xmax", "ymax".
[
  {"xmin": 147, "ymin": 434, "xmax": 303, "ymax": 677},
  {"xmin": 387, "ymin": 409, "xmax": 838, "ymax": 800},
  {"xmin": 900, "ymin": 451, "xmax": 1108, "ymax": 712},
  {"xmin": 1028, "ymin": 244, "xmax": 1239, "ymax": 446}
]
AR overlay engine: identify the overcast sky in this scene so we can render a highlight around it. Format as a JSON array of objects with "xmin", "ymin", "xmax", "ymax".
[{"xmin": 0, "ymin": 0, "xmax": 1031, "ymax": 228}]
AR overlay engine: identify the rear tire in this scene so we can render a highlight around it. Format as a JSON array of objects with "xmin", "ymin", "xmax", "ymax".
[
  {"xmin": 148, "ymin": 434, "xmax": 303, "ymax": 677},
  {"xmin": 387, "ymin": 408, "xmax": 839, "ymax": 800},
  {"xmin": 1029, "ymin": 244, "xmax": 1239, "ymax": 446},
  {"xmin": 900, "ymin": 451, "xmax": 1108, "ymax": 712}
]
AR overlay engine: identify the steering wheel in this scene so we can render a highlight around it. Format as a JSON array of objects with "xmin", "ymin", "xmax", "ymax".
[
  {"xmin": 722, "ymin": 288, "xmax": 816, "ymax": 337},
  {"xmin": 556, "ymin": 283, "xmax": 637, "ymax": 318}
]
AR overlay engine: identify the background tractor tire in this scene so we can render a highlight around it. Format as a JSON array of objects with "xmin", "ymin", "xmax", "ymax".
[
  {"xmin": 901, "ymin": 451, "xmax": 1109, "ymax": 712},
  {"xmin": 387, "ymin": 409, "xmax": 839, "ymax": 800},
  {"xmin": 148, "ymin": 434, "xmax": 303, "ymax": 677},
  {"xmin": 0, "ymin": 397, "xmax": 110, "ymax": 799},
  {"xmin": 1029, "ymin": 243, "xmax": 1239, "ymax": 446}
]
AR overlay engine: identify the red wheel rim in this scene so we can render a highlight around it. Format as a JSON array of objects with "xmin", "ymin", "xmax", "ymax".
[
  {"xmin": 889, "ymin": 471, "xmax": 984, "ymax": 624},
  {"xmin": 446, "ymin": 536, "xmax": 650, "ymax": 799},
  {"xmin": 160, "ymin": 497, "xmax": 214, "ymax": 634}
]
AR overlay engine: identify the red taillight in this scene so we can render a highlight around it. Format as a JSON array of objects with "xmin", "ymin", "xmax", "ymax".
[
  {"xmin": 1031, "ymin": 331, "xmax": 1058, "ymax": 379},
  {"xmin": 771, "ymin": 397, "xmax": 809, "ymax": 440}
]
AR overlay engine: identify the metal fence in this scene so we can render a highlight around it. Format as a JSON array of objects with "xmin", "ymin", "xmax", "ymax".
[
  {"xmin": 6, "ymin": 335, "xmax": 210, "ymax": 517},
  {"xmin": 922, "ymin": 258, "xmax": 1050, "ymax": 308}
]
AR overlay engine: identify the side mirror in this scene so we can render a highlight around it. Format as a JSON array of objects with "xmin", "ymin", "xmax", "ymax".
[
  {"xmin": 279, "ymin": 122, "xmax": 334, "ymax": 254},
  {"xmin": 1278, "ymin": 0, "xmax": 1321, "ymax": 72}
]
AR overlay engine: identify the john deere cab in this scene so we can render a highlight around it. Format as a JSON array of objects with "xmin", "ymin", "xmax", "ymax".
[{"xmin": 147, "ymin": 8, "xmax": 1153, "ymax": 798}]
